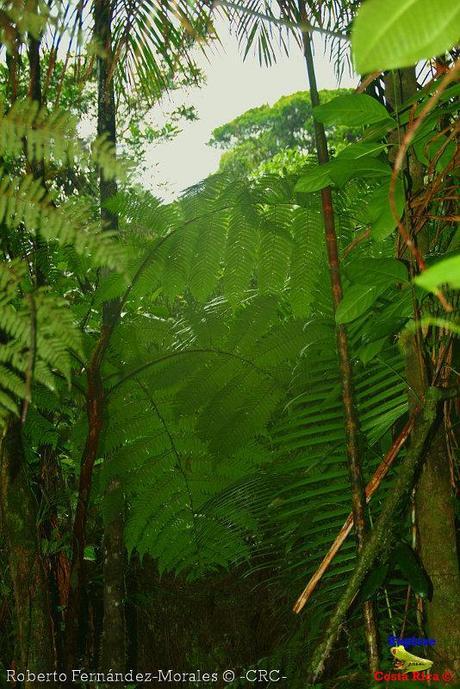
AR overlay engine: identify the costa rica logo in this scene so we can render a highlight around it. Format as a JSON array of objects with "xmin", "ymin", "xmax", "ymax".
[{"xmin": 390, "ymin": 645, "xmax": 433, "ymax": 673}]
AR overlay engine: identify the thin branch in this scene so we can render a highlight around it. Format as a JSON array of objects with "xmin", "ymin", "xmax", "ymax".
[
  {"xmin": 342, "ymin": 228, "xmax": 371, "ymax": 257},
  {"xmin": 389, "ymin": 60, "xmax": 460, "ymax": 312},
  {"xmin": 355, "ymin": 72, "xmax": 381, "ymax": 94}
]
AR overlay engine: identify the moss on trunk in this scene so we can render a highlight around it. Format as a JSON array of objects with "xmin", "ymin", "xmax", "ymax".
[{"xmin": 415, "ymin": 426, "xmax": 460, "ymax": 673}]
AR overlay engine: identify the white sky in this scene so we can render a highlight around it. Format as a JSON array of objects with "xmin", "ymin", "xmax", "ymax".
[{"xmin": 142, "ymin": 20, "xmax": 357, "ymax": 199}]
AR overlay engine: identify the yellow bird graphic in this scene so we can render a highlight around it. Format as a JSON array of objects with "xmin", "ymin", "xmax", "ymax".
[{"xmin": 391, "ymin": 645, "xmax": 434, "ymax": 673}]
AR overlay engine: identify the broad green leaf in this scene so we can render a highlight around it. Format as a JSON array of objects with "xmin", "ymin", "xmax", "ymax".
[
  {"xmin": 359, "ymin": 290, "xmax": 413, "ymax": 341},
  {"xmin": 347, "ymin": 258, "xmax": 408, "ymax": 287},
  {"xmin": 314, "ymin": 94, "xmax": 392, "ymax": 127},
  {"xmin": 328, "ymin": 158, "xmax": 391, "ymax": 188},
  {"xmin": 415, "ymin": 254, "xmax": 460, "ymax": 292},
  {"xmin": 393, "ymin": 543, "xmax": 432, "ymax": 599},
  {"xmin": 352, "ymin": 0, "xmax": 460, "ymax": 73},
  {"xmin": 336, "ymin": 142, "xmax": 387, "ymax": 159},
  {"xmin": 294, "ymin": 165, "xmax": 331, "ymax": 193},
  {"xmin": 335, "ymin": 284, "xmax": 380, "ymax": 324},
  {"xmin": 367, "ymin": 179, "xmax": 405, "ymax": 241},
  {"xmin": 359, "ymin": 338, "xmax": 387, "ymax": 364}
]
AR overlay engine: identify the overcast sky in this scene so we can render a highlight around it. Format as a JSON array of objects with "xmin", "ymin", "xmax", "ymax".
[{"xmin": 142, "ymin": 20, "xmax": 357, "ymax": 198}]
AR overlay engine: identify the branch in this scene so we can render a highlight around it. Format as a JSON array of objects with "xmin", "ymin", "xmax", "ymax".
[{"xmin": 293, "ymin": 415, "xmax": 415, "ymax": 613}]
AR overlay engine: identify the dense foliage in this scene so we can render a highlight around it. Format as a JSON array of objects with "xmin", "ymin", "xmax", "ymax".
[{"xmin": 0, "ymin": 1, "xmax": 459, "ymax": 688}]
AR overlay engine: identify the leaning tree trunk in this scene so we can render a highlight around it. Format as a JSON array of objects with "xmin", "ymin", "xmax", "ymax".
[
  {"xmin": 306, "ymin": 389, "xmax": 442, "ymax": 683},
  {"xmin": 0, "ymin": 419, "xmax": 55, "ymax": 687},
  {"xmin": 385, "ymin": 67, "xmax": 460, "ymax": 674},
  {"xmin": 299, "ymin": 13, "xmax": 379, "ymax": 673}
]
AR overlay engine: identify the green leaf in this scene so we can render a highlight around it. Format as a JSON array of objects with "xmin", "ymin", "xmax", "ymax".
[
  {"xmin": 352, "ymin": 0, "xmax": 460, "ymax": 73},
  {"xmin": 336, "ymin": 142, "xmax": 388, "ymax": 159},
  {"xmin": 347, "ymin": 258, "xmax": 408, "ymax": 287},
  {"xmin": 294, "ymin": 165, "xmax": 332, "ymax": 193},
  {"xmin": 313, "ymin": 94, "xmax": 392, "ymax": 127},
  {"xmin": 367, "ymin": 178, "xmax": 405, "ymax": 241},
  {"xmin": 359, "ymin": 337, "xmax": 387, "ymax": 364},
  {"xmin": 258, "ymin": 226, "xmax": 292, "ymax": 293},
  {"xmin": 356, "ymin": 562, "xmax": 390, "ymax": 604},
  {"xmin": 84, "ymin": 546, "xmax": 96, "ymax": 562},
  {"xmin": 413, "ymin": 133, "xmax": 456, "ymax": 171},
  {"xmin": 335, "ymin": 284, "xmax": 380, "ymax": 324},
  {"xmin": 328, "ymin": 158, "xmax": 391, "ymax": 187},
  {"xmin": 414, "ymin": 254, "xmax": 460, "ymax": 292},
  {"xmin": 393, "ymin": 543, "xmax": 432, "ymax": 599}
]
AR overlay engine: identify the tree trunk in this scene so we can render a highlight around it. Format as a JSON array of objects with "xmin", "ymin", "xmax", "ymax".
[
  {"xmin": 132, "ymin": 555, "xmax": 158, "ymax": 677},
  {"xmin": 100, "ymin": 479, "xmax": 126, "ymax": 671},
  {"xmin": 26, "ymin": 5, "xmax": 48, "ymax": 286},
  {"xmin": 93, "ymin": 0, "xmax": 126, "ymax": 674},
  {"xmin": 64, "ymin": 350, "xmax": 105, "ymax": 668},
  {"xmin": 385, "ymin": 67, "xmax": 460, "ymax": 673},
  {"xmin": 300, "ymin": 15, "xmax": 379, "ymax": 673},
  {"xmin": 415, "ymin": 425, "xmax": 460, "ymax": 674},
  {"xmin": 64, "ymin": 0, "xmax": 124, "ymax": 668},
  {"xmin": 0, "ymin": 419, "xmax": 55, "ymax": 686}
]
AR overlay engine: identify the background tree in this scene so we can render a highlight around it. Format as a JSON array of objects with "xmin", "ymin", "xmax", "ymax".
[{"xmin": 209, "ymin": 88, "xmax": 356, "ymax": 176}]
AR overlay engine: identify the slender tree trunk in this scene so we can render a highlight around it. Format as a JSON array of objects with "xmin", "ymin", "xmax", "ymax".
[
  {"xmin": 386, "ymin": 67, "xmax": 460, "ymax": 673},
  {"xmin": 299, "ymin": 17, "xmax": 379, "ymax": 672},
  {"xmin": 132, "ymin": 555, "xmax": 158, "ymax": 675},
  {"xmin": 100, "ymin": 479, "xmax": 126, "ymax": 672},
  {"xmin": 27, "ymin": 26, "xmax": 44, "ymax": 189},
  {"xmin": 94, "ymin": 0, "xmax": 126, "ymax": 673},
  {"xmin": 64, "ymin": 0, "xmax": 125, "ymax": 671},
  {"xmin": 64, "ymin": 314, "xmax": 106, "ymax": 668},
  {"xmin": 26, "ymin": 8, "xmax": 48, "ymax": 285},
  {"xmin": 0, "ymin": 419, "xmax": 55, "ymax": 686},
  {"xmin": 39, "ymin": 445, "xmax": 71, "ymax": 668}
]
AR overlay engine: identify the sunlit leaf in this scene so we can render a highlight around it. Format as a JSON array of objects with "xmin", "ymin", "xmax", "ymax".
[{"xmin": 352, "ymin": 0, "xmax": 460, "ymax": 73}]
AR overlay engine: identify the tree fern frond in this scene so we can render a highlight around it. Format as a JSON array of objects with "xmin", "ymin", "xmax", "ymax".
[
  {"xmin": 0, "ymin": 175, "xmax": 124, "ymax": 268},
  {"xmin": 287, "ymin": 202, "xmax": 328, "ymax": 317}
]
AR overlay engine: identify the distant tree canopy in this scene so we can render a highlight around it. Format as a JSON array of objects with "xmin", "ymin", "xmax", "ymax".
[{"xmin": 208, "ymin": 89, "xmax": 357, "ymax": 176}]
